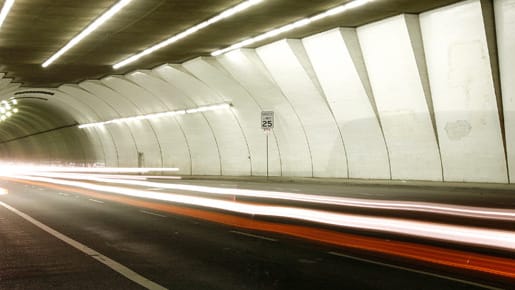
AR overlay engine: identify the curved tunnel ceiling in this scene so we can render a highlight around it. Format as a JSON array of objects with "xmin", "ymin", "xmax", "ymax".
[{"xmin": 0, "ymin": 0, "xmax": 463, "ymax": 87}]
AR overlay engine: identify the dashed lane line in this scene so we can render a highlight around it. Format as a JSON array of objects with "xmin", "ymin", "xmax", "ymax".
[
  {"xmin": 139, "ymin": 210, "xmax": 167, "ymax": 218},
  {"xmin": 328, "ymin": 251, "xmax": 501, "ymax": 290},
  {"xmin": 230, "ymin": 230, "xmax": 277, "ymax": 242},
  {"xmin": 88, "ymin": 198, "xmax": 105, "ymax": 204}
]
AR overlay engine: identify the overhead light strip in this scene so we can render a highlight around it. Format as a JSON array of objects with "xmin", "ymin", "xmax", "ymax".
[
  {"xmin": 42, "ymin": 0, "xmax": 134, "ymax": 68},
  {"xmin": 78, "ymin": 103, "xmax": 231, "ymax": 129},
  {"xmin": 113, "ymin": 0, "xmax": 263, "ymax": 70},
  {"xmin": 0, "ymin": 0, "xmax": 15, "ymax": 29},
  {"xmin": 212, "ymin": 0, "xmax": 373, "ymax": 56}
]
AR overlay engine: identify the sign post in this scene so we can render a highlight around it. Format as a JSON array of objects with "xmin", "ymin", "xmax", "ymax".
[{"xmin": 261, "ymin": 111, "xmax": 274, "ymax": 180}]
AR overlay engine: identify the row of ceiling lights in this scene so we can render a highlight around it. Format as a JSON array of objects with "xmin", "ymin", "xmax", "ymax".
[
  {"xmin": 78, "ymin": 103, "xmax": 231, "ymax": 129},
  {"xmin": 0, "ymin": 0, "xmax": 373, "ymax": 70},
  {"xmin": 0, "ymin": 99, "xmax": 19, "ymax": 122}
]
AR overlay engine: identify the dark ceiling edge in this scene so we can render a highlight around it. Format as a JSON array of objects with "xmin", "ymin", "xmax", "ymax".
[
  {"xmin": 14, "ymin": 90, "xmax": 54, "ymax": 96},
  {"xmin": 0, "ymin": 122, "xmax": 79, "ymax": 145},
  {"xmin": 1, "ymin": 71, "xmax": 24, "ymax": 87}
]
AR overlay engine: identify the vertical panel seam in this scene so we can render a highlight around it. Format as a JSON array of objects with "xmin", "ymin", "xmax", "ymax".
[
  {"xmin": 352, "ymin": 28, "xmax": 393, "ymax": 180},
  {"xmin": 217, "ymin": 53, "xmax": 284, "ymax": 176},
  {"xmin": 405, "ymin": 14, "xmax": 445, "ymax": 182},
  {"xmin": 482, "ymin": 0, "xmax": 510, "ymax": 183}
]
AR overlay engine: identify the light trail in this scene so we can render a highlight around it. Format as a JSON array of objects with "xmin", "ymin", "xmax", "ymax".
[
  {"xmin": 53, "ymin": 174, "xmax": 182, "ymax": 181},
  {"xmin": 0, "ymin": 165, "xmax": 179, "ymax": 174},
  {"xmin": 13, "ymin": 171, "xmax": 515, "ymax": 222},
  {"xmin": 2, "ymin": 174, "xmax": 515, "ymax": 252}
]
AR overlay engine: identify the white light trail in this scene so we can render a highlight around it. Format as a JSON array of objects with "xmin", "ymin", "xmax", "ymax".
[
  {"xmin": 0, "ymin": 0, "xmax": 14, "ymax": 29},
  {"xmin": 42, "ymin": 0, "xmax": 134, "ymax": 68},
  {"xmin": 64, "ymin": 174, "xmax": 182, "ymax": 181},
  {"xmin": 3, "ymin": 173, "xmax": 515, "ymax": 252},
  {"xmin": 212, "ymin": 0, "xmax": 373, "ymax": 56},
  {"xmin": 0, "ymin": 165, "xmax": 179, "ymax": 174},
  {"xmin": 24, "ymin": 171, "xmax": 515, "ymax": 222},
  {"xmin": 113, "ymin": 0, "xmax": 263, "ymax": 69},
  {"xmin": 78, "ymin": 103, "xmax": 231, "ymax": 129}
]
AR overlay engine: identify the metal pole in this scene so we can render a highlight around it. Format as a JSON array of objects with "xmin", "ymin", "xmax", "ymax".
[{"xmin": 266, "ymin": 132, "xmax": 269, "ymax": 181}]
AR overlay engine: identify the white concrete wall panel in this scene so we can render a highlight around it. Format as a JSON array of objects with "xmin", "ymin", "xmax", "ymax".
[
  {"xmin": 495, "ymin": 0, "xmax": 515, "ymax": 182},
  {"xmin": 182, "ymin": 57, "xmax": 279, "ymax": 176},
  {"xmin": 218, "ymin": 49, "xmax": 312, "ymax": 176},
  {"xmin": 49, "ymin": 90, "xmax": 106, "ymax": 164},
  {"xmin": 303, "ymin": 28, "xmax": 391, "ymax": 179},
  {"xmin": 257, "ymin": 40, "xmax": 348, "ymax": 178},
  {"xmin": 137, "ymin": 70, "xmax": 220, "ymax": 175},
  {"xmin": 358, "ymin": 15, "xmax": 442, "ymax": 181},
  {"xmin": 79, "ymin": 81, "xmax": 148, "ymax": 167},
  {"xmin": 101, "ymin": 76, "xmax": 164, "ymax": 114},
  {"xmin": 126, "ymin": 72, "xmax": 192, "ymax": 174},
  {"xmin": 101, "ymin": 76, "xmax": 172, "ymax": 167},
  {"xmin": 59, "ymin": 85, "xmax": 123, "ymax": 167},
  {"xmin": 154, "ymin": 65, "xmax": 250, "ymax": 176},
  {"xmin": 105, "ymin": 74, "xmax": 191, "ymax": 172},
  {"xmin": 131, "ymin": 70, "xmax": 220, "ymax": 175},
  {"xmin": 420, "ymin": 0, "xmax": 508, "ymax": 182}
]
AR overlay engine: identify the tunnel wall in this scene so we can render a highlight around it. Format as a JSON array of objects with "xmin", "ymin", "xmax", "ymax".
[{"xmin": 1, "ymin": 0, "xmax": 514, "ymax": 183}]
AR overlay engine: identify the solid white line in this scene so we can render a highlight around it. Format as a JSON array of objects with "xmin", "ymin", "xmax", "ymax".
[
  {"xmin": 327, "ymin": 251, "xmax": 501, "ymax": 290},
  {"xmin": 88, "ymin": 198, "xmax": 105, "ymax": 204},
  {"xmin": 0, "ymin": 201, "xmax": 167, "ymax": 290},
  {"xmin": 230, "ymin": 230, "xmax": 277, "ymax": 242},
  {"xmin": 139, "ymin": 210, "xmax": 167, "ymax": 218}
]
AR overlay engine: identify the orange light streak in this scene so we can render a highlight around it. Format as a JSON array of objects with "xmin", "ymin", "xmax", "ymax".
[{"xmin": 3, "ymin": 177, "xmax": 514, "ymax": 282}]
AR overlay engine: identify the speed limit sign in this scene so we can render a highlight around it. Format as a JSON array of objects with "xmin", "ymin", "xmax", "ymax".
[{"xmin": 261, "ymin": 111, "xmax": 274, "ymax": 129}]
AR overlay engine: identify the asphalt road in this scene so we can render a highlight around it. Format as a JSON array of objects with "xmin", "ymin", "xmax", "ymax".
[{"xmin": 0, "ymin": 180, "xmax": 509, "ymax": 290}]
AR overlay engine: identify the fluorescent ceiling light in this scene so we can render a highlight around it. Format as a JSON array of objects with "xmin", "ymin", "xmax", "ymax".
[
  {"xmin": 113, "ymin": 0, "xmax": 263, "ymax": 69},
  {"xmin": 0, "ymin": 100, "xmax": 19, "ymax": 121},
  {"xmin": 42, "ymin": 0, "xmax": 134, "ymax": 68},
  {"xmin": 212, "ymin": 0, "xmax": 373, "ymax": 56},
  {"xmin": 0, "ymin": 0, "xmax": 14, "ymax": 29},
  {"xmin": 79, "ymin": 102, "xmax": 231, "ymax": 129}
]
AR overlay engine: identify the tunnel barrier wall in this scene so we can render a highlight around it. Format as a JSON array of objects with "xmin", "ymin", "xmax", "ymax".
[{"xmin": 1, "ymin": 0, "xmax": 514, "ymax": 183}]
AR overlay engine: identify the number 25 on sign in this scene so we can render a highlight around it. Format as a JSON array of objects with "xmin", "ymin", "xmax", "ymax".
[{"xmin": 261, "ymin": 111, "xmax": 274, "ymax": 129}]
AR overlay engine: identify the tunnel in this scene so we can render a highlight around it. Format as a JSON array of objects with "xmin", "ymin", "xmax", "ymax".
[
  {"xmin": 0, "ymin": 0, "xmax": 513, "ymax": 183},
  {"xmin": 0, "ymin": 1, "xmax": 514, "ymax": 289}
]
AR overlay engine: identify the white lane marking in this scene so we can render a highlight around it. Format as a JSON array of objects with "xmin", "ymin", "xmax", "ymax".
[
  {"xmin": 88, "ymin": 199, "xmax": 104, "ymax": 204},
  {"xmin": 0, "ymin": 201, "xmax": 167, "ymax": 290},
  {"xmin": 230, "ymin": 230, "xmax": 277, "ymax": 242},
  {"xmin": 58, "ymin": 192, "xmax": 70, "ymax": 197},
  {"xmin": 328, "ymin": 251, "xmax": 501, "ymax": 290},
  {"xmin": 139, "ymin": 210, "xmax": 167, "ymax": 218}
]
